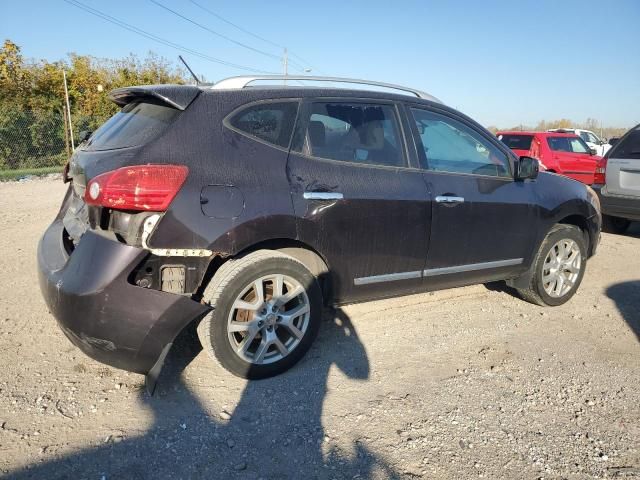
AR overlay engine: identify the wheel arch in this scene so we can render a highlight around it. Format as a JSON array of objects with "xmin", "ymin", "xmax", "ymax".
[
  {"xmin": 195, "ymin": 238, "xmax": 333, "ymax": 304},
  {"xmin": 507, "ymin": 215, "xmax": 591, "ymax": 291},
  {"xmin": 556, "ymin": 214, "xmax": 592, "ymax": 254}
]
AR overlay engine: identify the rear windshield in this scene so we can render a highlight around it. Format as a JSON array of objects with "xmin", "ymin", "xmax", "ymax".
[
  {"xmin": 83, "ymin": 102, "xmax": 180, "ymax": 151},
  {"xmin": 609, "ymin": 126, "xmax": 640, "ymax": 159},
  {"xmin": 547, "ymin": 136, "xmax": 589, "ymax": 154},
  {"xmin": 498, "ymin": 134, "xmax": 533, "ymax": 150}
]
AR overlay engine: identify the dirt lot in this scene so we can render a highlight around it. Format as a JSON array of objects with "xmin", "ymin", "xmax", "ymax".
[{"xmin": 0, "ymin": 178, "xmax": 638, "ymax": 480}]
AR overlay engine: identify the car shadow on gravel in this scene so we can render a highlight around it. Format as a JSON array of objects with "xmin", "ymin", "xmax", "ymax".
[
  {"xmin": 606, "ymin": 280, "xmax": 640, "ymax": 343},
  {"xmin": 7, "ymin": 309, "xmax": 401, "ymax": 479}
]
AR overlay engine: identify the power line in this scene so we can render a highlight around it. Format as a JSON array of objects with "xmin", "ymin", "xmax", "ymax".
[
  {"xmin": 149, "ymin": 0, "xmax": 286, "ymax": 65},
  {"xmin": 149, "ymin": 0, "xmax": 310, "ymax": 76},
  {"xmin": 190, "ymin": 0, "xmax": 282, "ymax": 51},
  {"xmin": 63, "ymin": 0, "xmax": 277, "ymax": 75},
  {"xmin": 188, "ymin": 0, "xmax": 325, "ymax": 74}
]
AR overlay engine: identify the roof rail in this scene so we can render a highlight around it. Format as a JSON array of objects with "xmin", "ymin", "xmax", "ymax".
[{"xmin": 210, "ymin": 75, "xmax": 443, "ymax": 104}]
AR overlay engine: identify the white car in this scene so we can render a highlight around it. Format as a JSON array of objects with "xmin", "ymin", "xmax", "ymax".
[
  {"xmin": 592, "ymin": 123, "xmax": 640, "ymax": 234},
  {"xmin": 548, "ymin": 128, "xmax": 611, "ymax": 156}
]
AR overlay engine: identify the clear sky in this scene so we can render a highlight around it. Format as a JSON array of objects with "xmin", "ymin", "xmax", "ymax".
[{"xmin": 1, "ymin": 0, "xmax": 639, "ymax": 128}]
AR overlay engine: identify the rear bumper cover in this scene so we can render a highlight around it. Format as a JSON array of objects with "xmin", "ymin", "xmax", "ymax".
[
  {"xmin": 37, "ymin": 220, "xmax": 209, "ymax": 374},
  {"xmin": 592, "ymin": 184, "xmax": 640, "ymax": 221}
]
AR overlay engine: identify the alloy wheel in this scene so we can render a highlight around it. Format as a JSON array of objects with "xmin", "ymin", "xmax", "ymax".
[
  {"xmin": 226, "ymin": 274, "xmax": 310, "ymax": 364},
  {"xmin": 542, "ymin": 239, "xmax": 582, "ymax": 298}
]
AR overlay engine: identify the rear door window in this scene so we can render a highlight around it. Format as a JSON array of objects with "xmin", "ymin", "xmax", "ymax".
[
  {"xmin": 228, "ymin": 101, "xmax": 299, "ymax": 148},
  {"xmin": 85, "ymin": 102, "xmax": 180, "ymax": 151},
  {"xmin": 297, "ymin": 102, "xmax": 406, "ymax": 167}
]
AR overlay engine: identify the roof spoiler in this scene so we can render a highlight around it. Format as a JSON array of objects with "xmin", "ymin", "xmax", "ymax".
[{"xmin": 108, "ymin": 84, "xmax": 201, "ymax": 111}]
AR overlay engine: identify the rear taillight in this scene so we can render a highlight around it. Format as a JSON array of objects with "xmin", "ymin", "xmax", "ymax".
[
  {"xmin": 85, "ymin": 165, "xmax": 188, "ymax": 211},
  {"xmin": 594, "ymin": 157, "xmax": 607, "ymax": 185}
]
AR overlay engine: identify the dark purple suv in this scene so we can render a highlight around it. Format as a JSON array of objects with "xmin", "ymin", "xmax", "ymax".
[{"xmin": 37, "ymin": 76, "xmax": 601, "ymax": 390}]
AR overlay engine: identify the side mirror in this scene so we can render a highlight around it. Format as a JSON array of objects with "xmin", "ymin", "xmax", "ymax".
[
  {"xmin": 78, "ymin": 130, "xmax": 93, "ymax": 144},
  {"xmin": 515, "ymin": 156, "xmax": 539, "ymax": 181},
  {"xmin": 589, "ymin": 147, "xmax": 597, "ymax": 155}
]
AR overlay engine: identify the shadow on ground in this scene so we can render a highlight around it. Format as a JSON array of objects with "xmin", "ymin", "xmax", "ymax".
[
  {"xmin": 606, "ymin": 280, "xmax": 640, "ymax": 343},
  {"xmin": 8, "ymin": 309, "xmax": 400, "ymax": 479}
]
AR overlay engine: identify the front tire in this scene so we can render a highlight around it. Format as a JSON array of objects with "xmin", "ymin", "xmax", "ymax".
[
  {"xmin": 602, "ymin": 215, "xmax": 631, "ymax": 234},
  {"xmin": 517, "ymin": 224, "xmax": 587, "ymax": 306},
  {"xmin": 197, "ymin": 250, "xmax": 322, "ymax": 379}
]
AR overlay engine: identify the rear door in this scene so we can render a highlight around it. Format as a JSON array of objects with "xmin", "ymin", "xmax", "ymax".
[
  {"xmin": 287, "ymin": 99, "xmax": 431, "ymax": 303},
  {"xmin": 406, "ymin": 105, "xmax": 535, "ymax": 288},
  {"xmin": 606, "ymin": 125, "xmax": 640, "ymax": 197}
]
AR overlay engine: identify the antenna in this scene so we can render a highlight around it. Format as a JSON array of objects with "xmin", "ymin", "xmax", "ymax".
[{"xmin": 178, "ymin": 55, "xmax": 201, "ymax": 85}]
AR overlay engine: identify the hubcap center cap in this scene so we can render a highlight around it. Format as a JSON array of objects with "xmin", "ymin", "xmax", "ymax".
[{"xmin": 266, "ymin": 313, "xmax": 277, "ymax": 325}]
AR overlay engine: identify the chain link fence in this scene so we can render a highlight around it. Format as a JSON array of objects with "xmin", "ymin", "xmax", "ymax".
[{"xmin": 0, "ymin": 108, "xmax": 72, "ymax": 178}]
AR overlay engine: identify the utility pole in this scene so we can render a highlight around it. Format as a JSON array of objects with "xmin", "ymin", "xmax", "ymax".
[
  {"xmin": 600, "ymin": 119, "xmax": 603, "ymax": 140},
  {"xmin": 62, "ymin": 69, "xmax": 75, "ymax": 151},
  {"xmin": 283, "ymin": 48, "xmax": 288, "ymax": 85}
]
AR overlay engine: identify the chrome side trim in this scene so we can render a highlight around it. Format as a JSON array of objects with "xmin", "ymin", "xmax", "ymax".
[
  {"xmin": 353, "ymin": 270, "xmax": 422, "ymax": 286},
  {"xmin": 423, "ymin": 258, "xmax": 523, "ymax": 277},
  {"xmin": 353, "ymin": 258, "xmax": 524, "ymax": 286},
  {"xmin": 303, "ymin": 192, "xmax": 344, "ymax": 200}
]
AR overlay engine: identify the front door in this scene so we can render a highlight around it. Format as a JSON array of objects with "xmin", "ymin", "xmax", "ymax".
[
  {"xmin": 547, "ymin": 136, "xmax": 597, "ymax": 184},
  {"xmin": 406, "ymin": 105, "xmax": 535, "ymax": 289},
  {"xmin": 287, "ymin": 99, "xmax": 431, "ymax": 303}
]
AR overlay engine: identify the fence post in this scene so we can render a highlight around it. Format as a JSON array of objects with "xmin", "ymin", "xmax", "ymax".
[{"xmin": 62, "ymin": 105, "xmax": 71, "ymax": 157}]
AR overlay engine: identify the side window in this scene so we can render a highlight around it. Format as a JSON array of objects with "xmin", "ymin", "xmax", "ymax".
[
  {"xmin": 547, "ymin": 137, "xmax": 571, "ymax": 152},
  {"xmin": 611, "ymin": 128, "xmax": 640, "ymax": 159},
  {"xmin": 228, "ymin": 101, "xmax": 298, "ymax": 148},
  {"xmin": 579, "ymin": 131, "xmax": 591, "ymax": 143},
  {"xmin": 298, "ymin": 102, "xmax": 405, "ymax": 167},
  {"xmin": 569, "ymin": 138, "xmax": 589, "ymax": 153},
  {"xmin": 548, "ymin": 137, "xmax": 589, "ymax": 153},
  {"xmin": 410, "ymin": 108, "xmax": 511, "ymax": 178}
]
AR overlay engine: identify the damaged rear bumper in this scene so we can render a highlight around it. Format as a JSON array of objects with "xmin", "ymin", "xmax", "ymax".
[{"xmin": 37, "ymin": 219, "xmax": 209, "ymax": 376}]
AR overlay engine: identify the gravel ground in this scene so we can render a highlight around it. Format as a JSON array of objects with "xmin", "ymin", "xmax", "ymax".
[{"xmin": 0, "ymin": 178, "xmax": 638, "ymax": 480}]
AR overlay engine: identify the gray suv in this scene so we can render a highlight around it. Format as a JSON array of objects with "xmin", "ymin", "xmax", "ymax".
[{"xmin": 593, "ymin": 124, "xmax": 640, "ymax": 233}]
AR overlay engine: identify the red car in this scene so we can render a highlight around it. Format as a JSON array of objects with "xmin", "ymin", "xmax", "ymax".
[{"xmin": 497, "ymin": 131, "xmax": 600, "ymax": 184}]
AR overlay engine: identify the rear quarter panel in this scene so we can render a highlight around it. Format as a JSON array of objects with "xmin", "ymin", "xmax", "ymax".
[{"xmin": 143, "ymin": 92, "xmax": 297, "ymax": 252}]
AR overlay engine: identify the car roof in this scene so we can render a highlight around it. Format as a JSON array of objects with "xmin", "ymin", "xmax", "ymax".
[{"xmin": 498, "ymin": 131, "xmax": 580, "ymax": 138}]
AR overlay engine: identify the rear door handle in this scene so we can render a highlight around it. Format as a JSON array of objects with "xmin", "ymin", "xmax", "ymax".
[
  {"xmin": 303, "ymin": 192, "xmax": 344, "ymax": 200},
  {"xmin": 435, "ymin": 195, "xmax": 464, "ymax": 204}
]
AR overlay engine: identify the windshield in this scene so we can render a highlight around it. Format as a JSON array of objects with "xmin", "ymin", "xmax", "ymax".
[
  {"xmin": 498, "ymin": 134, "xmax": 533, "ymax": 150},
  {"xmin": 83, "ymin": 102, "xmax": 180, "ymax": 151},
  {"xmin": 547, "ymin": 136, "xmax": 590, "ymax": 154}
]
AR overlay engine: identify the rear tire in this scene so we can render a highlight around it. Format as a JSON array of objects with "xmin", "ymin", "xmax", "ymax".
[
  {"xmin": 197, "ymin": 250, "xmax": 322, "ymax": 379},
  {"xmin": 602, "ymin": 215, "xmax": 631, "ymax": 234},
  {"xmin": 517, "ymin": 224, "xmax": 587, "ymax": 306}
]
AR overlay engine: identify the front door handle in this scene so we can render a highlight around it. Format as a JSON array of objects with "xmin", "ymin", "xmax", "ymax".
[
  {"xmin": 303, "ymin": 192, "xmax": 344, "ymax": 200},
  {"xmin": 435, "ymin": 195, "xmax": 464, "ymax": 205}
]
